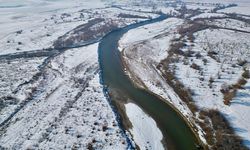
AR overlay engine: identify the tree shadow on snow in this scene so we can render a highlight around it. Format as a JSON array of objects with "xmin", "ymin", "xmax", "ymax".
[{"xmin": 231, "ymin": 101, "xmax": 250, "ymax": 107}]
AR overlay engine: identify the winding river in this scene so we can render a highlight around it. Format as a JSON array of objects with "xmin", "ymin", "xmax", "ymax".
[{"xmin": 99, "ymin": 15, "xmax": 201, "ymax": 150}]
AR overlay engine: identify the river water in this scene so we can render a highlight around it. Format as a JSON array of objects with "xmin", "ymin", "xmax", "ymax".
[{"xmin": 99, "ymin": 15, "xmax": 201, "ymax": 150}]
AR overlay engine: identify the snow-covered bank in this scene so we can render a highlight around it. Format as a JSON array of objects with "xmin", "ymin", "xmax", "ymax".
[
  {"xmin": 119, "ymin": 0, "xmax": 250, "ymax": 147},
  {"xmin": 119, "ymin": 17, "xmax": 207, "ymax": 145},
  {"xmin": 125, "ymin": 103, "xmax": 164, "ymax": 150},
  {"xmin": 119, "ymin": 18, "xmax": 183, "ymax": 52}
]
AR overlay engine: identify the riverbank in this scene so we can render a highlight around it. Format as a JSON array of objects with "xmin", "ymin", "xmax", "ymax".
[
  {"xmin": 118, "ymin": 17, "xmax": 207, "ymax": 148},
  {"xmin": 99, "ymin": 13, "xmax": 202, "ymax": 150},
  {"xmin": 120, "ymin": 48, "xmax": 206, "ymax": 149},
  {"xmin": 118, "ymin": 3, "xmax": 250, "ymax": 149}
]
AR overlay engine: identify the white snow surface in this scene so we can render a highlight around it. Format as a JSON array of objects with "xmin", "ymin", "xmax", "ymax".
[
  {"xmin": 1, "ymin": 0, "xmax": 250, "ymax": 149},
  {"xmin": 0, "ymin": 43, "xmax": 127, "ymax": 149},
  {"xmin": 119, "ymin": 18, "xmax": 183, "ymax": 53},
  {"xmin": 184, "ymin": 0, "xmax": 250, "ymax": 15},
  {"xmin": 191, "ymin": 13, "xmax": 227, "ymax": 20},
  {"xmin": 174, "ymin": 28, "xmax": 250, "ymax": 147},
  {"xmin": 0, "ymin": 57, "xmax": 46, "ymax": 124},
  {"xmin": 0, "ymin": 1, "xmax": 163, "ymax": 149},
  {"xmin": 0, "ymin": 0, "xmax": 103, "ymax": 54},
  {"xmin": 218, "ymin": 2, "xmax": 250, "ymax": 15},
  {"xmin": 0, "ymin": 0, "xmax": 156, "ymax": 55},
  {"xmin": 206, "ymin": 18, "xmax": 250, "ymax": 32},
  {"xmin": 125, "ymin": 103, "xmax": 164, "ymax": 150}
]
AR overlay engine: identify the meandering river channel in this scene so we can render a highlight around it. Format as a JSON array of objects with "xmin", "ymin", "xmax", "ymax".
[{"xmin": 99, "ymin": 14, "xmax": 201, "ymax": 150}]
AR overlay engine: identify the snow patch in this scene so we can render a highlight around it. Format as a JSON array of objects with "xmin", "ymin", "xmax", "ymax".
[{"xmin": 125, "ymin": 103, "xmax": 164, "ymax": 150}]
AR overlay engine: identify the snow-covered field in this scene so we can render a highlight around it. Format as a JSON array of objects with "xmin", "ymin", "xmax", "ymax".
[
  {"xmin": 191, "ymin": 13, "xmax": 227, "ymax": 20},
  {"xmin": 184, "ymin": 0, "xmax": 250, "ymax": 15},
  {"xmin": 174, "ymin": 28, "xmax": 250, "ymax": 147},
  {"xmin": 0, "ymin": 57, "xmax": 46, "ymax": 124},
  {"xmin": 0, "ymin": 42, "xmax": 129, "ymax": 149},
  {"xmin": 0, "ymin": 0, "xmax": 157, "ymax": 55},
  {"xmin": 206, "ymin": 18, "xmax": 250, "ymax": 32},
  {"xmin": 0, "ymin": 0, "xmax": 101, "ymax": 54},
  {"xmin": 218, "ymin": 1, "xmax": 250, "ymax": 15}
]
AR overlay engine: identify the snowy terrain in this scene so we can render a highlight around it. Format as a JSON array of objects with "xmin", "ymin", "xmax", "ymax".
[
  {"xmin": 0, "ymin": 1, "xmax": 157, "ymax": 55},
  {"xmin": 0, "ymin": 0, "xmax": 99, "ymax": 54},
  {"xmin": 125, "ymin": 103, "xmax": 164, "ymax": 150},
  {"xmin": 0, "ymin": 0, "xmax": 160, "ymax": 149},
  {"xmin": 174, "ymin": 28, "xmax": 250, "ymax": 147},
  {"xmin": 184, "ymin": 0, "xmax": 250, "ymax": 15},
  {"xmin": 0, "ymin": 43, "xmax": 129, "ymax": 149},
  {"xmin": 119, "ymin": 0, "xmax": 250, "ymax": 148},
  {"xmin": 1, "ymin": 0, "xmax": 250, "ymax": 149},
  {"xmin": 0, "ymin": 57, "xmax": 46, "ymax": 124},
  {"xmin": 191, "ymin": 13, "xmax": 227, "ymax": 20},
  {"xmin": 119, "ymin": 17, "xmax": 207, "ymax": 145}
]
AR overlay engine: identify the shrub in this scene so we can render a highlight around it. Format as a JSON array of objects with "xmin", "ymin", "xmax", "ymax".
[
  {"xmin": 237, "ymin": 59, "xmax": 247, "ymax": 66},
  {"xmin": 195, "ymin": 52, "xmax": 202, "ymax": 59},
  {"xmin": 242, "ymin": 69, "xmax": 250, "ymax": 79},
  {"xmin": 221, "ymin": 77, "xmax": 247, "ymax": 105},
  {"xmin": 209, "ymin": 77, "xmax": 214, "ymax": 83},
  {"xmin": 202, "ymin": 58, "xmax": 208, "ymax": 65},
  {"xmin": 208, "ymin": 51, "xmax": 218, "ymax": 55},
  {"xmin": 190, "ymin": 63, "xmax": 201, "ymax": 70},
  {"xmin": 208, "ymin": 77, "xmax": 214, "ymax": 88},
  {"xmin": 87, "ymin": 143, "xmax": 93, "ymax": 150},
  {"xmin": 206, "ymin": 109, "xmax": 248, "ymax": 150},
  {"xmin": 208, "ymin": 51, "xmax": 219, "ymax": 62},
  {"xmin": 199, "ymin": 77, "xmax": 204, "ymax": 81},
  {"xmin": 220, "ymin": 83, "xmax": 231, "ymax": 94},
  {"xmin": 102, "ymin": 125, "xmax": 108, "ymax": 132},
  {"xmin": 223, "ymin": 89, "xmax": 236, "ymax": 105},
  {"xmin": 184, "ymin": 50, "xmax": 195, "ymax": 57},
  {"xmin": 233, "ymin": 78, "xmax": 247, "ymax": 89}
]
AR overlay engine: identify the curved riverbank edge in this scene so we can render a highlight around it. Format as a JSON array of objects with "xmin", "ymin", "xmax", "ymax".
[
  {"xmin": 98, "ymin": 49, "xmax": 135, "ymax": 149},
  {"xmin": 97, "ymin": 14, "xmax": 165, "ymax": 150},
  {"xmin": 98, "ymin": 13, "xmax": 205, "ymax": 149},
  {"xmin": 120, "ymin": 48, "xmax": 207, "ymax": 148}
]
